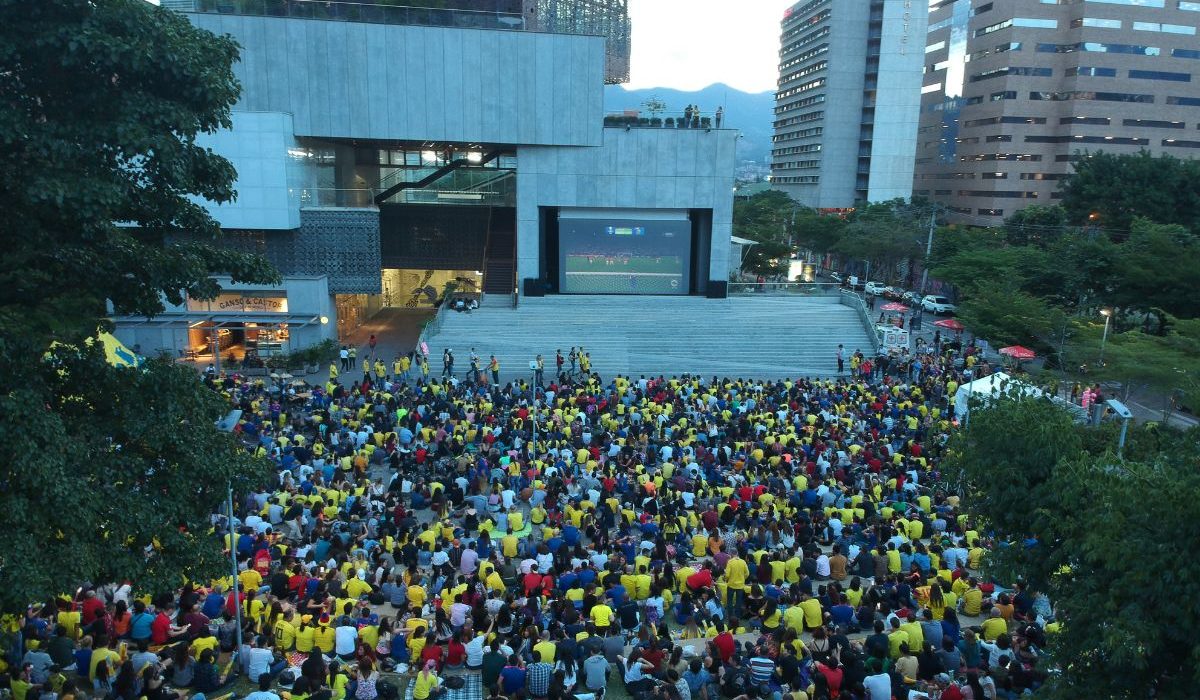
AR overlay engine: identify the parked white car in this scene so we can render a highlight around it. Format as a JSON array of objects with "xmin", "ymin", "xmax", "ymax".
[
  {"xmin": 922, "ymin": 295, "xmax": 957, "ymax": 314},
  {"xmin": 864, "ymin": 281, "xmax": 889, "ymax": 296}
]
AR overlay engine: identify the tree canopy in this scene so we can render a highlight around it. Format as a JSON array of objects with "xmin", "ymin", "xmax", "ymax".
[
  {"xmin": 1059, "ymin": 151, "xmax": 1200, "ymax": 232},
  {"xmin": 0, "ymin": 0, "xmax": 276, "ymax": 610},
  {"xmin": 946, "ymin": 397, "xmax": 1200, "ymax": 700},
  {"xmin": 732, "ymin": 190, "xmax": 797, "ymax": 275}
]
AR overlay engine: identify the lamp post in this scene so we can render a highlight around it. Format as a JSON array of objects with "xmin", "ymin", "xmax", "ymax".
[{"xmin": 1099, "ymin": 308, "xmax": 1112, "ymax": 365}]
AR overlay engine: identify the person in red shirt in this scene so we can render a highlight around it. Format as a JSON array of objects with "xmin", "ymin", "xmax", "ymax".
[
  {"xmin": 150, "ymin": 602, "xmax": 184, "ymax": 645},
  {"xmin": 419, "ymin": 632, "xmax": 444, "ymax": 670},
  {"xmin": 816, "ymin": 658, "xmax": 844, "ymax": 699},
  {"xmin": 523, "ymin": 569, "xmax": 544, "ymax": 597},
  {"xmin": 685, "ymin": 563, "xmax": 714, "ymax": 592},
  {"xmin": 712, "ymin": 622, "xmax": 735, "ymax": 662},
  {"xmin": 80, "ymin": 590, "xmax": 105, "ymax": 627}
]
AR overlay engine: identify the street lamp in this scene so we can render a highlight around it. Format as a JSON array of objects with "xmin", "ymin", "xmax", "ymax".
[{"xmin": 1099, "ymin": 308, "xmax": 1112, "ymax": 365}]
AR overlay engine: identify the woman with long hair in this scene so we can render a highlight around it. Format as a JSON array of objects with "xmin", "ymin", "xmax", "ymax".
[
  {"xmin": 923, "ymin": 579, "xmax": 942, "ymax": 615},
  {"xmin": 355, "ymin": 658, "xmax": 379, "ymax": 700}
]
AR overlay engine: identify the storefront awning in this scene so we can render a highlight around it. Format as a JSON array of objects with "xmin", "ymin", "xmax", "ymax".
[{"xmin": 112, "ymin": 313, "xmax": 322, "ymax": 327}]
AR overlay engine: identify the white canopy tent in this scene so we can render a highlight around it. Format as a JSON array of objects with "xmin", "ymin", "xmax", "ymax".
[
  {"xmin": 954, "ymin": 371, "xmax": 1088, "ymax": 423},
  {"xmin": 953, "ymin": 372, "xmax": 1043, "ymax": 421}
]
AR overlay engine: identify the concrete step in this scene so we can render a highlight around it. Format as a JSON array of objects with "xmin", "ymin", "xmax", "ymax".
[{"xmin": 423, "ymin": 294, "xmax": 874, "ymax": 380}]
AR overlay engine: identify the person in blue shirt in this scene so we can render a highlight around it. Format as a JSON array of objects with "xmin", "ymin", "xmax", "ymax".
[
  {"xmin": 498, "ymin": 655, "xmax": 527, "ymax": 695},
  {"xmin": 605, "ymin": 581, "xmax": 626, "ymax": 607}
]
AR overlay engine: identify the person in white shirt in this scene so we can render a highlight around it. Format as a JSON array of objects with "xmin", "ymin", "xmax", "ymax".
[
  {"xmin": 816, "ymin": 553, "xmax": 831, "ymax": 578},
  {"xmin": 334, "ymin": 619, "xmax": 358, "ymax": 660}
]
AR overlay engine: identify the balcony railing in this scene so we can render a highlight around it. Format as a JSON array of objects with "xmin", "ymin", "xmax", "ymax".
[
  {"xmin": 292, "ymin": 187, "xmax": 377, "ymax": 208},
  {"xmin": 604, "ymin": 111, "xmax": 727, "ymax": 129},
  {"xmin": 168, "ymin": 0, "xmax": 527, "ymax": 30}
]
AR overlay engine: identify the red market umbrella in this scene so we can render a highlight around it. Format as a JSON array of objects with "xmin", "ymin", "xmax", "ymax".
[
  {"xmin": 933, "ymin": 318, "xmax": 965, "ymax": 331},
  {"xmin": 999, "ymin": 345, "xmax": 1037, "ymax": 360},
  {"xmin": 880, "ymin": 302, "xmax": 910, "ymax": 312}
]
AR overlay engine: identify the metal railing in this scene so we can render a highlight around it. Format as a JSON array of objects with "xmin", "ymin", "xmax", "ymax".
[
  {"xmin": 175, "ymin": 0, "xmax": 526, "ymax": 30},
  {"xmin": 727, "ymin": 281, "xmax": 842, "ymax": 296},
  {"xmin": 292, "ymin": 187, "xmax": 377, "ymax": 208},
  {"xmin": 603, "ymin": 111, "xmax": 727, "ymax": 129},
  {"xmin": 839, "ymin": 289, "xmax": 880, "ymax": 354},
  {"xmin": 417, "ymin": 296, "xmax": 452, "ymax": 351}
]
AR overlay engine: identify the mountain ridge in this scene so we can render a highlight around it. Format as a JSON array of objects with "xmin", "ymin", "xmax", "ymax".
[{"xmin": 603, "ymin": 82, "xmax": 775, "ymax": 166}]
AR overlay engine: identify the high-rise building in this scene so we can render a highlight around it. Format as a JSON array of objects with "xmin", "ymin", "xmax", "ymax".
[
  {"xmin": 915, "ymin": 0, "xmax": 1200, "ymax": 221},
  {"xmin": 771, "ymin": 0, "xmax": 928, "ymax": 209}
]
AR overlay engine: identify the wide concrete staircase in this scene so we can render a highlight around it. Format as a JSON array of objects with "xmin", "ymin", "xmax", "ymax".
[{"xmin": 423, "ymin": 294, "xmax": 874, "ymax": 381}]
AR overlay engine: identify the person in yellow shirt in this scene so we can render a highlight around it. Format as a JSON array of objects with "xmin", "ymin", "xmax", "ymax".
[
  {"xmin": 723, "ymin": 552, "xmax": 749, "ymax": 613},
  {"xmin": 981, "ymin": 608, "xmax": 1008, "ymax": 641},
  {"xmin": 590, "ymin": 601, "xmax": 614, "ymax": 630},
  {"xmin": 313, "ymin": 617, "xmax": 336, "ymax": 654},
  {"xmin": 295, "ymin": 616, "xmax": 316, "ymax": 653},
  {"xmin": 501, "ymin": 530, "xmax": 520, "ymax": 559}
]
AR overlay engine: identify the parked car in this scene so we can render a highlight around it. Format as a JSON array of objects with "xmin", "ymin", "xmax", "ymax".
[
  {"xmin": 922, "ymin": 295, "xmax": 957, "ymax": 314},
  {"xmin": 829, "ymin": 271, "xmax": 843, "ymax": 284},
  {"xmin": 882, "ymin": 286, "xmax": 905, "ymax": 300},
  {"xmin": 847, "ymin": 275, "xmax": 865, "ymax": 290},
  {"xmin": 864, "ymin": 281, "xmax": 888, "ymax": 296},
  {"xmin": 902, "ymin": 290, "xmax": 923, "ymax": 306}
]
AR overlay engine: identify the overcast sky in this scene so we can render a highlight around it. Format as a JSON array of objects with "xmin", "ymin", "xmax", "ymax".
[{"xmin": 625, "ymin": 0, "xmax": 793, "ymax": 93}]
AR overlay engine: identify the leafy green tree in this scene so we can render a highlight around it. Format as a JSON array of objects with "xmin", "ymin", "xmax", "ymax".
[
  {"xmin": 833, "ymin": 203, "xmax": 923, "ymax": 284},
  {"xmin": 1059, "ymin": 150, "xmax": 1200, "ymax": 232},
  {"xmin": 1002, "ymin": 204, "xmax": 1066, "ymax": 247},
  {"xmin": 790, "ymin": 208, "xmax": 846, "ymax": 255},
  {"xmin": 954, "ymin": 280, "xmax": 1068, "ymax": 353},
  {"xmin": 0, "ymin": 0, "xmax": 276, "ymax": 609},
  {"xmin": 948, "ymin": 397, "xmax": 1200, "ymax": 700},
  {"xmin": 1109, "ymin": 220, "xmax": 1200, "ymax": 320},
  {"xmin": 733, "ymin": 190, "xmax": 797, "ymax": 275},
  {"xmin": 1071, "ymin": 315, "xmax": 1200, "ymax": 413}
]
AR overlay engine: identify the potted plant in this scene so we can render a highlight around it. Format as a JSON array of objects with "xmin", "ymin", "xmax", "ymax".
[
  {"xmin": 665, "ymin": 117, "xmax": 675, "ymax": 127},
  {"xmin": 700, "ymin": 116, "xmax": 712, "ymax": 128},
  {"xmin": 304, "ymin": 338, "xmax": 338, "ymax": 373},
  {"xmin": 638, "ymin": 117, "xmax": 649, "ymax": 126},
  {"xmin": 650, "ymin": 117, "xmax": 662, "ymax": 127}
]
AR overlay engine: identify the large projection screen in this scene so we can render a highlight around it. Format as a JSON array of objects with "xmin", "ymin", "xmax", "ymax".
[{"xmin": 558, "ymin": 209, "xmax": 691, "ymax": 294}]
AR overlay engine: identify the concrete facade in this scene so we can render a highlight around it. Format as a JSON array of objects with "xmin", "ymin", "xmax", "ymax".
[
  {"xmin": 772, "ymin": 0, "xmax": 926, "ymax": 208},
  {"xmin": 915, "ymin": 0, "xmax": 1200, "ymax": 221},
  {"xmin": 515, "ymin": 126, "xmax": 738, "ymax": 284},
  {"xmin": 193, "ymin": 111, "xmax": 302, "ymax": 231},
  {"xmin": 189, "ymin": 13, "xmax": 605, "ymax": 147}
]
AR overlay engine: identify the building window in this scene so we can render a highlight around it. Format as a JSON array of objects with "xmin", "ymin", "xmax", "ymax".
[
  {"xmin": 964, "ymin": 116, "xmax": 1047, "ymax": 127},
  {"xmin": 1030, "ymin": 91, "xmax": 1154, "ymax": 103},
  {"xmin": 959, "ymin": 190, "xmax": 1039, "ymax": 198},
  {"xmin": 926, "ymin": 40, "xmax": 946, "ymax": 53},
  {"xmin": 1067, "ymin": 67, "xmax": 1117, "ymax": 77},
  {"xmin": 961, "ymin": 153, "xmax": 1044, "ymax": 161},
  {"xmin": 982, "ymin": 172, "xmax": 1009, "ymax": 179},
  {"xmin": 1129, "ymin": 69, "xmax": 1192, "ymax": 81},
  {"xmin": 991, "ymin": 91, "xmax": 1017, "ymax": 101},
  {"xmin": 1132, "ymin": 21, "xmax": 1196, "ymax": 34},
  {"xmin": 1020, "ymin": 172, "xmax": 1066, "ymax": 180},
  {"xmin": 1175, "ymin": 48, "xmax": 1200, "ymax": 58},
  {"xmin": 1025, "ymin": 135, "xmax": 1150, "ymax": 145},
  {"xmin": 1124, "ymin": 118, "xmax": 1185, "ymax": 128},
  {"xmin": 1037, "ymin": 42, "xmax": 1160, "ymax": 55},
  {"xmin": 1162, "ymin": 139, "xmax": 1200, "ymax": 147},
  {"xmin": 1085, "ymin": 0, "xmax": 1164, "ymax": 6},
  {"xmin": 986, "ymin": 134, "xmax": 1014, "ymax": 142},
  {"xmin": 978, "ymin": 209, "xmax": 1005, "ymax": 216},
  {"xmin": 1167, "ymin": 96, "xmax": 1200, "ymax": 106},
  {"xmin": 1182, "ymin": 1, "xmax": 1200, "ymax": 10},
  {"xmin": 978, "ymin": 18, "xmax": 1058, "ymax": 37},
  {"xmin": 1072, "ymin": 18, "xmax": 1122, "ymax": 28},
  {"xmin": 1061, "ymin": 116, "xmax": 1111, "ymax": 125}
]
